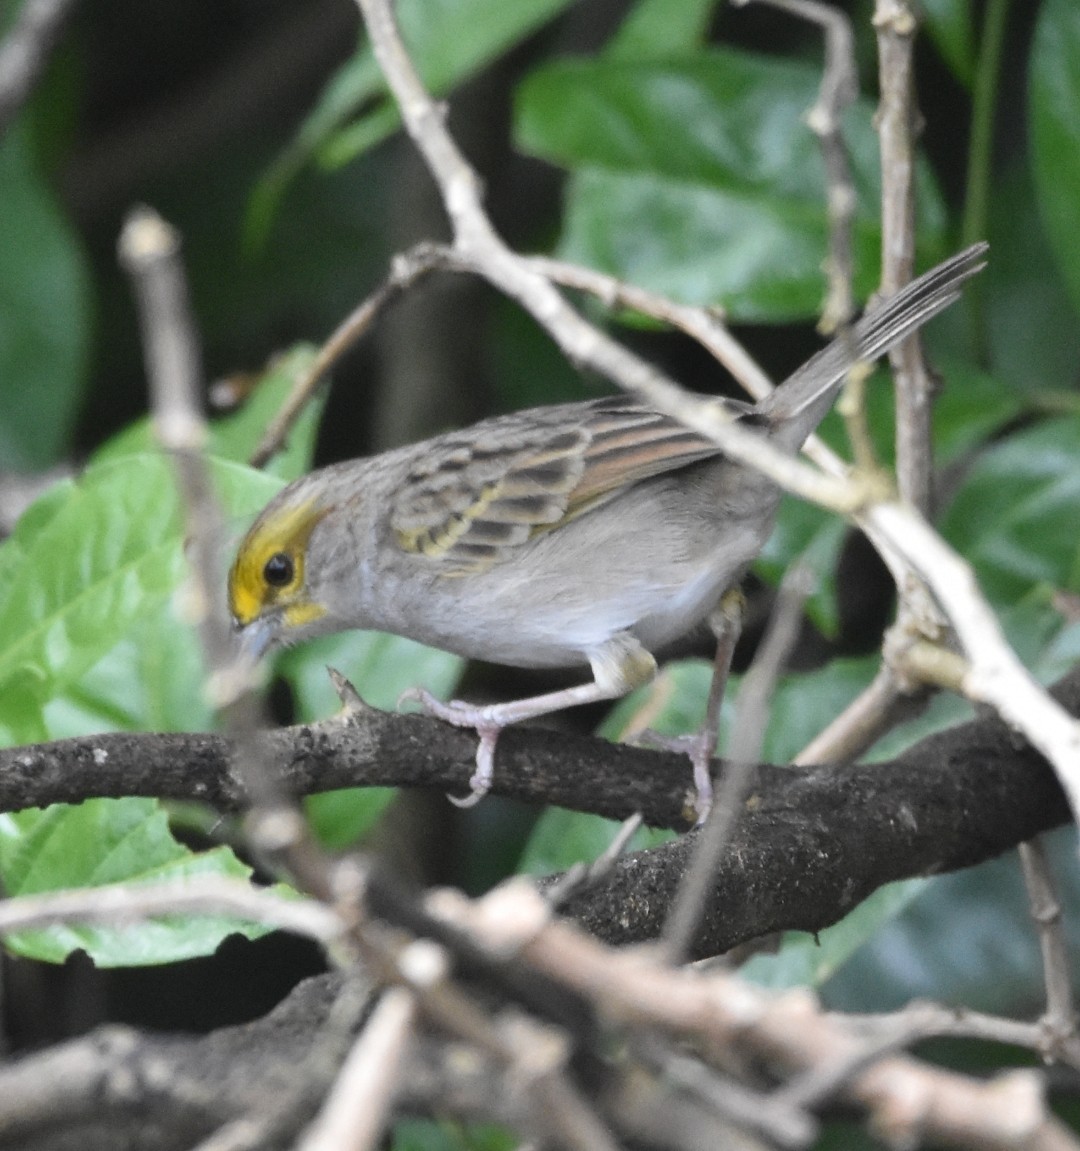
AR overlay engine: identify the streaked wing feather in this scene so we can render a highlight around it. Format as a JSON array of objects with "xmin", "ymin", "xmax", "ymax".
[
  {"xmin": 570, "ymin": 401, "xmax": 722, "ymax": 505},
  {"xmin": 390, "ymin": 397, "xmax": 723, "ymax": 574}
]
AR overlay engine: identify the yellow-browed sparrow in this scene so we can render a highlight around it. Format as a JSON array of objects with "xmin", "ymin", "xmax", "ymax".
[{"xmin": 230, "ymin": 244, "xmax": 987, "ymax": 814}]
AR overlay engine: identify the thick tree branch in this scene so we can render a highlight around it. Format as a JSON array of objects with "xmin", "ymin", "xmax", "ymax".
[{"xmin": 1, "ymin": 667, "xmax": 1074, "ymax": 957}]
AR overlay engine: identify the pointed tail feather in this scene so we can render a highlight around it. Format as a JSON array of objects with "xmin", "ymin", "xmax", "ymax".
[{"xmin": 758, "ymin": 242, "xmax": 989, "ymax": 450}]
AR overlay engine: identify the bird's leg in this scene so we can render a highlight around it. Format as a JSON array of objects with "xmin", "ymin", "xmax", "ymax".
[
  {"xmin": 400, "ymin": 633, "xmax": 657, "ymax": 808},
  {"xmin": 636, "ymin": 588, "xmax": 744, "ymax": 823}
]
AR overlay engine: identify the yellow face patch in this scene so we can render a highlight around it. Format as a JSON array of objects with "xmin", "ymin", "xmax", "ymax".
[{"xmin": 228, "ymin": 499, "xmax": 331, "ymax": 627}]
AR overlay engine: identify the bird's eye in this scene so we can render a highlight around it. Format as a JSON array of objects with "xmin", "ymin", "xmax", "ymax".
[{"xmin": 263, "ymin": 552, "xmax": 295, "ymax": 588}]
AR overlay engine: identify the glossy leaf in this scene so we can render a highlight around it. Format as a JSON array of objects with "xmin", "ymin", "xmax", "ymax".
[
  {"xmin": 756, "ymin": 354, "xmax": 1018, "ymax": 636},
  {"xmin": 606, "ymin": 0, "xmax": 716, "ymax": 59},
  {"xmin": 741, "ymin": 879, "xmax": 928, "ymax": 989},
  {"xmin": 757, "ymin": 500, "xmax": 846, "ymax": 638},
  {"xmin": 1030, "ymin": 0, "xmax": 1080, "ymax": 318},
  {"xmin": 43, "ymin": 609, "xmax": 213, "ymax": 739},
  {"xmin": 984, "ymin": 161, "xmax": 1080, "ymax": 395},
  {"xmin": 249, "ymin": 0, "xmax": 576, "ymax": 241},
  {"xmin": 0, "ymin": 123, "xmax": 90, "ymax": 469},
  {"xmin": 0, "ymin": 801, "xmax": 268, "ymax": 966},
  {"xmin": 0, "ymin": 454, "xmax": 283, "ymax": 745},
  {"xmin": 518, "ymin": 806, "xmax": 673, "ymax": 877},
  {"xmin": 941, "ymin": 418, "xmax": 1080, "ymax": 607},
  {"xmin": 920, "ymin": 0, "xmax": 975, "ymax": 86},
  {"xmin": 94, "ymin": 343, "xmax": 324, "ymax": 479},
  {"xmin": 926, "ymin": 356, "xmax": 1025, "ymax": 461},
  {"xmin": 823, "ymin": 826, "xmax": 1080, "ymax": 1014},
  {"xmin": 0, "ymin": 454, "xmax": 289, "ymax": 964},
  {"xmin": 602, "ymin": 656, "xmax": 877, "ymax": 768},
  {"xmin": 391, "ymin": 1119, "xmax": 516, "ymax": 1151},
  {"xmin": 516, "ymin": 51, "xmax": 946, "ymax": 320},
  {"xmin": 524, "ymin": 659, "xmax": 878, "ymax": 881}
]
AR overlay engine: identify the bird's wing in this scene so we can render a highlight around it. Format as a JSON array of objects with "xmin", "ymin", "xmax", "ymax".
[{"xmin": 389, "ymin": 396, "xmax": 725, "ymax": 575}]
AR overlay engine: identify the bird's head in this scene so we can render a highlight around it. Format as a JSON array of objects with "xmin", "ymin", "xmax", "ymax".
[{"xmin": 228, "ymin": 486, "xmax": 336, "ymax": 663}]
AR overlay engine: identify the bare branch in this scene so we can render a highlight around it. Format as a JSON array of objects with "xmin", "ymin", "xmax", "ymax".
[
  {"xmin": 0, "ymin": 667, "xmax": 1073, "ymax": 956},
  {"xmin": 874, "ymin": 0, "xmax": 936, "ymax": 515},
  {"xmin": 1019, "ymin": 838, "xmax": 1079, "ymax": 1059},
  {"xmin": 661, "ymin": 563, "xmax": 812, "ymax": 962},
  {"xmin": 249, "ymin": 242, "xmax": 454, "ymax": 468},
  {"xmin": 0, "ymin": 876, "xmax": 342, "ymax": 944},
  {"xmin": 297, "ymin": 986, "xmax": 417, "ymax": 1151}
]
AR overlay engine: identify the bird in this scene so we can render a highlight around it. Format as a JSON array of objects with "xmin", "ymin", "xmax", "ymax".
[{"xmin": 229, "ymin": 242, "xmax": 987, "ymax": 817}]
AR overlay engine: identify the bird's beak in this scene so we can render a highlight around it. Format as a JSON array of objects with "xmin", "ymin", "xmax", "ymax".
[{"xmin": 234, "ymin": 614, "xmax": 277, "ymax": 668}]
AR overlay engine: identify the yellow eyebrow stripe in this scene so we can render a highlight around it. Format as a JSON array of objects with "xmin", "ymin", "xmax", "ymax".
[{"xmin": 228, "ymin": 499, "xmax": 330, "ymax": 625}]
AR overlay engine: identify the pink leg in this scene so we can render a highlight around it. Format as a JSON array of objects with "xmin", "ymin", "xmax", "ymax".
[
  {"xmin": 636, "ymin": 590, "xmax": 744, "ymax": 823},
  {"xmin": 400, "ymin": 682, "xmax": 614, "ymax": 807},
  {"xmin": 400, "ymin": 633, "xmax": 658, "ymax": 808}
]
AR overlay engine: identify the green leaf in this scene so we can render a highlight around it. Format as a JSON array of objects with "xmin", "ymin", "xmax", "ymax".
[
  {"xmin": 602, "ymin": 656, "xmax": 876, "ymax": 769},
  {"xmin": 927, "ymin": 356, "xmax": 1025, "ymax": 462},
  {"xmin": 606, "ymin": 0, "xmax": 717, "ymax": 60},
  {"xmin": 755, "ymin": 356, "xmax": 1019, "ymax": 637},
  {"xmin": 42, "ymin": 608, "xmax": 213, "ymax": 739},
  {"xmin": 0, "ymin": 453, "xmax": 283, "ymax": 745},
  {"xmin": 757, "ymin": 501, "xmax": 846, "ymax": 638},
  {"xmin": 984, "ymin": 161, "xmax": 1080, "ymax": 395},
  {"xmin": 0, "ymin": 801, "xmax": 269, "ymax": 966},
  {"xmin": 1030, "ymin": 0, "xmax": 1080, "ymax": 319},
  {"xmin": 599, "ymin": 658, "xmax": 716, "ymax": 744},
  {"xmin": 248, "ymin": 0, "xmax": 576, "ymax": 242},
  {"xmin": 920, "ymin": 0, "xmax": 975, "ymax": 87},
  {"xmin": 940, "ymin": 418, "xmax": 1080, "ymax": 607},
  {"xmin": 94, "ymin": 343, "xmax": 324, "ymax": 481},
  {"xmin": 515, "ymin": 51, "xmax": 946, "ymax": 320},
  {"xmin": 0, "ymin": 122, "xmax": 90, "ymax": 469},
  {"xmin": 519, "ymin": 807, "xmax": 673, "ymax": 876},
  {"xmin": 823, "ymin": 827, "xmax": 1080, "ymax": 1016},
  {"xmin": 741, "ymin": 879, "xmax": 928, "ymax": 989},
  {"xmin": 391, "ymin": 1119, "xmax": 516, "ymax": 1151},
  {"xmin": 279, "ymin": 631, "xmax": 464, "ymax": 850},
  {"xmin": 0, "ymin": 453, "xmax": 292, "ymax": 965}
]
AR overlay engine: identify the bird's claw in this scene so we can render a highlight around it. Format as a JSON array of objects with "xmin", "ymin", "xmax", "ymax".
[
  {"xmin": 632, "ymin": 727, "xmax": 715, "ymax": 826},
  {"xmin": 398, "ymin": 688, "xmax": 501, "ymax": 808}
]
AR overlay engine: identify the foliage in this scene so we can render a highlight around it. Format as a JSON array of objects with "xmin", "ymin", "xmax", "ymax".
[{"xmin": 0, "ymin": 2, "xmax": 1079, "ymax": 1144}]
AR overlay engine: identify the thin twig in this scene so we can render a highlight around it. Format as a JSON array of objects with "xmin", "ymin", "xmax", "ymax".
[
  {"xmin": 794, "ymin": 662, "xmax": 909, "ymax": 765},
  {"xmin": 1018, "ymin": 838, "xmax": 1079, "ymax": 1060},
  {"xmin": 734, "ymin": 0, "xmax": 857, "ymax": 335},
  {"xmin": 874, "ymin": 0, "xmax": 935, "ymax": 515},
  {"xmin": 352, "ymin": 0, "xmax": 865, "ymax": 517},
  {"xmin": 869, "ymin": 501, "xmax": 1080, "ymax": 826},
  {"xmin": 547, "ymin": 814, "xmax": 644, "ymax": 909},
  {"xmin": 736, "ymin": 0, "xmax": 884, "ymax": 476},
  {"xmin": 653, "ymin": 1046, "xmax": 815, "ymax": 1147},
  {"xmin": 443, "ymin": 882, "xmax": 1080, "ymax": 1151},
  {"xmin": 348, "ymin": 0, "xmax": 1080, "ymax": 832},
  {"xmin": 523, "ymin": 254, "xmax": 775, "ymax": 412},
  {"xmin": 190, "ymin": 976, "xmax": 377, "ymax": 1151},
  {"xmin": 118, "ymin": 209, "xmax": 238, "ymax": 693},
  {"xmin": 119, "ymin": 204, "xmax": 342, "ymax": 903},
  {"xmin": 661, "ymin": 563, "xmax": 813, "ymax": 963},
  {"xmin": 249, "ymin": 242, "xmax": 455, "ymax": 467},
  {"xmin": 0, "ymin": 875, "xmax": 342, "ymax": 942},
  {"xmin": 298, "ymin": 985, "xmax": 418, "ymax": 1151},
  {"xmin": 843, "ymin": 1001, "xmax": 1080, "ymax": 1071}
]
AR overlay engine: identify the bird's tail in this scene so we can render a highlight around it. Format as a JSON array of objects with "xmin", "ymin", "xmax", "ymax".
[{"xmin": 758, "ymin": 241, "xmax": 989, "ymax": 450}]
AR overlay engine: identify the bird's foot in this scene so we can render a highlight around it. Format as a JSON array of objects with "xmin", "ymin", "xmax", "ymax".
[
  {"xmin": 398, "ymin": 688, "xmax": 503, "ymax": 808},
  {"xmin": 633, "ymin": 727, "xmax": 715, "ymax": 825}
]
